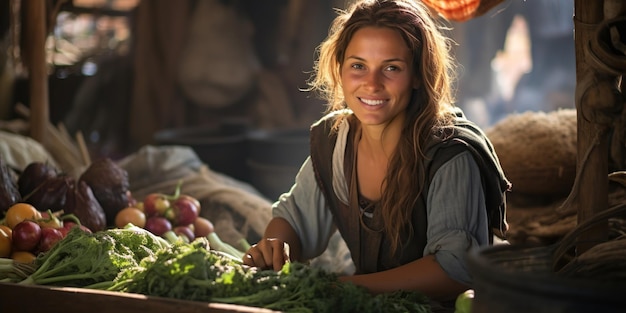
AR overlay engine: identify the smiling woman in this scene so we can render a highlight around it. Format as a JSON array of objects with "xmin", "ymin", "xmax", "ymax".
[
  {"xmin": 242, "ymin": 0, "xmax": 510, "ymax": 310},
  {"xmin": 340, "ymin": 26, "xmax": 417, "ymax": 201}
]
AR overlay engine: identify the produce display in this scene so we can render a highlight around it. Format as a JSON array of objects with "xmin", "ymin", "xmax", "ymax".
[
  {"xmin": 0, "ymin": 158, "xmax": 129, "ymax": 262},
  {"xmin": 3, "ymin": 225, "xmax": 432, "ymax": 312},
  {"xmin": 1, "ymin": 202, "xmax": 90, "ymax": 262},
  {"xmin": 0, "ymin": 158, "xmax": 434, "ymax": 312}
]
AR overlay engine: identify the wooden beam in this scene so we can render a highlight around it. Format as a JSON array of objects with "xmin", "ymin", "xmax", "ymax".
[
  {"xmin": 574, "ymin": 0, "xmax": 609, "ymax": 253},
  {"xmin": 24, "ymin": 0, "xmax": 48, "ymax": 143}
]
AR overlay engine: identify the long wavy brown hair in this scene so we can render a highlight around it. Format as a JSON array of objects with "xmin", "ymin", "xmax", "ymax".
[{"xmin": 308, "ymin": 0, "xmax": 459, "ymax": 253}]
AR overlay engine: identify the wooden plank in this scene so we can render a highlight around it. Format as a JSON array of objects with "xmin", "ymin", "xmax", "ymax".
[
  {"xmin": 574, "ymin": 0, "xmax": 609, "ymax": 253},
  {"xmin": 24, "ymin": 0, "xmax": 49, "ymax": 143},
  {"xmin": 0, "ymin": 282, "xmax": 276, "ymax": 313}
]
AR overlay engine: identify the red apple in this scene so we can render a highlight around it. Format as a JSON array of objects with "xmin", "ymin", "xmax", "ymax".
[
  {"xmin": 38, "ymin": 227, "xmax": 64, "ymax": 253},
  {"xmin": 12, "ymin": 220, "xmax": 42, "ymax": 252},
  {"xmin": 173, "ymin": 225, "xmax": 195, "ymax": 242},
  {"xmin": 168, "ymin": 196, "xmax": 200, "ymax": 226},
  {"xmin": 144, "ymin": 216, "xmax": 172, "ymax": 236},
  {"xmin": 62, "ymin": 221, "xmax": 92, "ymax": 234},
  {"xmin": 142, "ymin": 193, "xmax": 170, "ymax": 217},
  {"xmin": 177, "ymin": 195, "xmax": 201, "ymax": 210}
]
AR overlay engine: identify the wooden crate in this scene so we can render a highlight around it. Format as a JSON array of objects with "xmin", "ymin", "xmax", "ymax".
[{"xmin": 0, "ymin": 282, "xmax": 275, "ymax": 313}]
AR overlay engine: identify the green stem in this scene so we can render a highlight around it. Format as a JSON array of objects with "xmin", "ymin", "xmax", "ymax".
[
  {"xmin": 162, "ymin": 230, "xmax": 182, "ymax": 244},
  {"xmin": 18, "ymin": 276, "xmax": 34, "ymax": 285},
  {"xmin": 84, "ymin": 280, "xmax": 115, "ymax": 290},
  {"xmin": 163, "ymin": 180, "xmax": 184, "ymax": 201},
  {"xmin": 61, "ymin": 213, "xmax": 82, "ymax": 226},
  {"xmin": 34, "ymin": 272, "xmax": 95, "ymax": 285},
  {"xmin": 237, "ymin": 238, "xmax": 251, "ymax": 252},
  {"xmin": 207, "ymin": 233, "xmax": 245, "ymax": 260}
]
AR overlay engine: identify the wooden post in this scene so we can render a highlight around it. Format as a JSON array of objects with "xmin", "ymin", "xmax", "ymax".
[
  {"xmin": 24, "ymin": 0, "xmax": 49, "ymax": 143},
  {"xmin": 574, "ymin": 0, "xmax": 609, "ymax": 253}
]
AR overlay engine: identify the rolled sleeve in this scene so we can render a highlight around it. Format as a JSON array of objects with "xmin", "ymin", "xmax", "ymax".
[
  {"xmin": 425, "ymin": 151, "xmax": 489, "ymax": 285},
  {"xmin": 272, "ymin": 157, "xmax": 335, "ymax": 260}
]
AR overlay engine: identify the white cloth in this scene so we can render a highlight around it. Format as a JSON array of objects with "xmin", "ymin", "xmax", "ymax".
[{"xmin": 0, "ymin": 131, "xmax": 59, "ymax": 170}]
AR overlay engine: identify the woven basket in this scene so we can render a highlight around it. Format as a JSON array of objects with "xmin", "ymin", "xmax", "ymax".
[
  {"xmin": 486, "ymin": 109, "xmax": 577, "ymax": 196},
  {"xmin": 468, "ymin": 204, "xmax": 626, "ymax": 313}
]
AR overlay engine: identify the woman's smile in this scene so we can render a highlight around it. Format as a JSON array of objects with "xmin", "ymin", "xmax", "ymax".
[
  {"xmin": 341, "ymin": 26, "xmax": 418, "ymax": 128},
  {"xmin": 359, "ymin": 97, "xmax": 386, "ymax": 106}
]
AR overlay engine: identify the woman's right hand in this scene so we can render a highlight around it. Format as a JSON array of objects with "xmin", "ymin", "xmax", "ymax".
[{"xmin": 243, "ymin": 237, "xmax": 291, "ymax": 271}]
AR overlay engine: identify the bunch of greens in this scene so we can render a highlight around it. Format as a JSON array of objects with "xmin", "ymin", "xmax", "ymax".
[
  {"xmin": 18, "ymin": 224, "xmax": 168, "ymax": 287},
  {"xmin": 106, "ymin": 238, "xmax": 432, "ymax": 313},
  {"xmin": 105, "ymin": 238, "xmax": 265, "ymax": 299},
  {"xmin": 213, "ymin": 261, "xmax": 432, "ymax": 313},
  {"xmin": 16, "ymin": 223, "xmax": 431, "ymax": 312},
  {"xmin": 0, "ymin": 258, "xmax": 36, "ymax": 283}
]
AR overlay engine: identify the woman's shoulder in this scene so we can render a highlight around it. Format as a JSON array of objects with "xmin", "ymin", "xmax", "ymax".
[
  {"xmin": 310, "ymin": 109, "xmax": 355, "ymax": 137},
  {"xmin": 311, "ymin": 109, "xmax": 353, "ymax": 127}
]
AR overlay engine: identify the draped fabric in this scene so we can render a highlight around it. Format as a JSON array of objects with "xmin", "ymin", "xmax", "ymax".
[{"xmin": 129, "ymin": 0, "xmax": 190, "ymax": 147}]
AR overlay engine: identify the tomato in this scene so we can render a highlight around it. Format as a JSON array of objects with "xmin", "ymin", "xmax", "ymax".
[
  {"xmin": 37, "ymin": 211, "xmax": 63, "ymax": 229},
  {"xmin": 11, "ymin": 251, "xmax": 36, "ymax": 264},
  {"xmin": 193, "ymin": 216, "xmax": 215, "ymax": 238},
  {"xmin": 5, "ymin": 203, "xmax": 42, "ymax": 229},
  {"xmin": 0, "ymin": 228, "xmax": 11, "ymax": 258},
  {"xmin": 0, "ymin": 225, "xmax": 12, "ymax": 240},
  {"xmin": 115, "ymin": 207, "xmax": 147, "ymax": 228},
  {"xmin": 135, "ymin": 202, "xmax": 144, "ymax": 212}
]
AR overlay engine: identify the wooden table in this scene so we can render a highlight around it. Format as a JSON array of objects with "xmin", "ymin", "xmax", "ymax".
[{"xmin": 0, "ymin": 282, "xmax": 276, "ymax": 313}]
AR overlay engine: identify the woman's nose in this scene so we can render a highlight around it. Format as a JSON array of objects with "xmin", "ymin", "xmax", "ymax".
[{"xmin": 363, "ymin": 71, "xmax": 383, "ymax": 90}]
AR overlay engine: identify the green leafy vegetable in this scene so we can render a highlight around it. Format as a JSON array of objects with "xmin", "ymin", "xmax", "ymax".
[
  {"xmin": 106, "ymin": 223, "xmax": 170, "ymax": 261},
  {"xmin": 106, "ymin": 238, "xmax": 432, "ymax": 313},
  {"xmin": 14, "ymin": 223, "xmax": 431, "ymax": 312},
  {"xmin": 19, "ymin": 224, "xmax": 167, "ymax": 287}
]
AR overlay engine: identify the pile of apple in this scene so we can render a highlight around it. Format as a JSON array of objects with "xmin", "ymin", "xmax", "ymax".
[
  {"xmin": 0, "ymin": 203, "xmax": 91, "ymax": 263},
  {"xmin": 114, "ymin": 183, "xmax": 214, "ymax": 243}
]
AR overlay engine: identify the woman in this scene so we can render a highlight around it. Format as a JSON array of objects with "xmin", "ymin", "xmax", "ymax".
[{"xmin": 243, "ymin": 0, "xmax": 510, "ymax": 305}]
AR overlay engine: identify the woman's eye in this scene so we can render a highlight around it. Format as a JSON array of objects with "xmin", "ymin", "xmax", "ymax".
[
  {"xmin": 350, "ymin": 63, "xmax": 364, "ymax": 70},
  {"xmin": 385, "ymin": 65, "xmax": 399, "ymax": 71}
]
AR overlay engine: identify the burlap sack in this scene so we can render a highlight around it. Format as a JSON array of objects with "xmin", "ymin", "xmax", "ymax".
[{"xmin": 486, "ymin": 109, "xmax": 577, "ymax": 196}]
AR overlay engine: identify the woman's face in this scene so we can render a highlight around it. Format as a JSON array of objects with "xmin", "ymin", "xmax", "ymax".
[{"xmin": 340, "ymin": 26, "xmax": 419, "ymax": 128}]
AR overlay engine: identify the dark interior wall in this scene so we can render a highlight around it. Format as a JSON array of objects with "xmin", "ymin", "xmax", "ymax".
[
  {"xmin": 0, "ymin": 1, "xmax": 8, "ymax": 36},
  {"xmin": 7, "ymin": 0, "xmax": 344, "ymax": 160}
]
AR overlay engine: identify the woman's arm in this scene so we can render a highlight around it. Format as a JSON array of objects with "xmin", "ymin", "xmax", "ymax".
[
  {"xmin": 244, "ymin": 157, "xmax": 335, "ymax": 270},
  {"xmin": 339, "ymin": 254, "xmax": 468, "ymax": 300},
  {"xmin": 243, "ymin": 217, "xmax": 303, "ymax": 271}
]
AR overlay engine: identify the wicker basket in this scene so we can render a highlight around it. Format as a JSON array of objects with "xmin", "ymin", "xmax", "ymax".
[{"xmin": 468, "ymin": 204, "xmax": 626, "ymax": 313}]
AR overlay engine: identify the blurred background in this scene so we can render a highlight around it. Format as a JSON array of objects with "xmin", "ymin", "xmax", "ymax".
[{"xmin": 0, "ymin": 0, "xmax": 576, "ymax": 199}]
